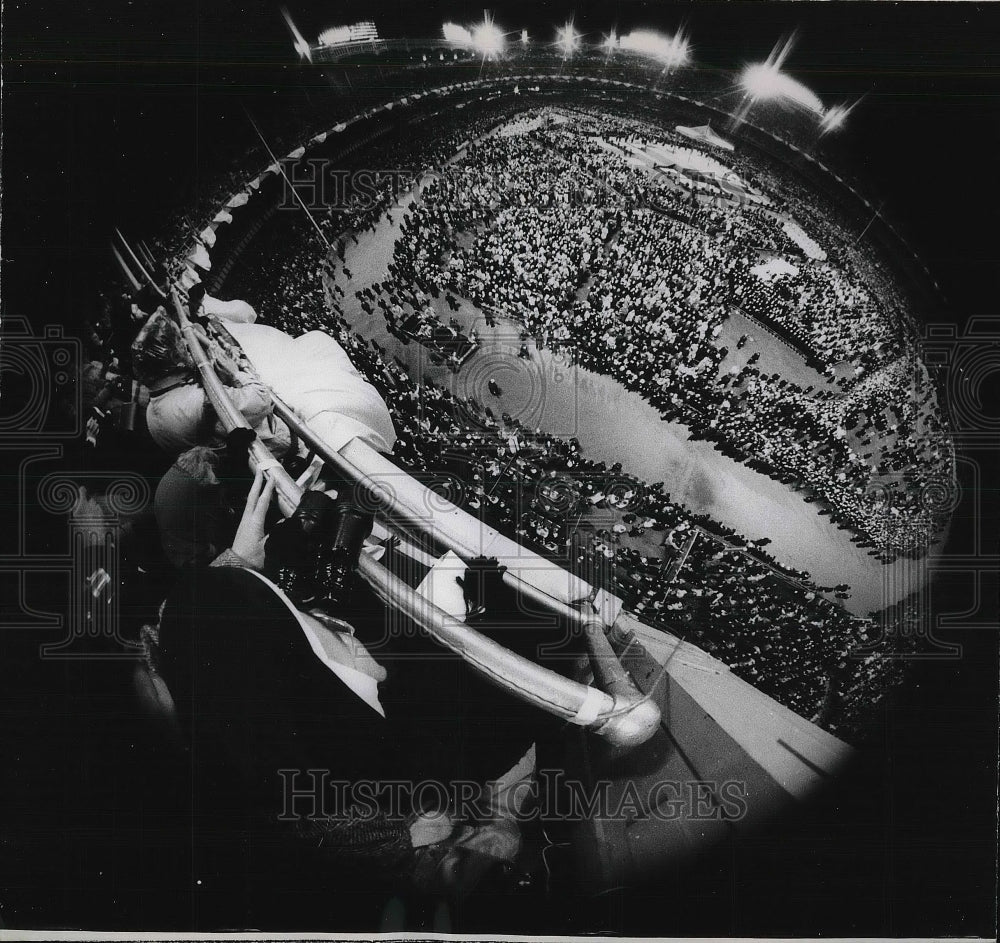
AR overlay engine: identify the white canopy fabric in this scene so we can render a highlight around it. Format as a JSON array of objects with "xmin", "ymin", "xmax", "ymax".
[{"xmin": 675, "ymin": 123, "xmax": 735, "ymax": 152}]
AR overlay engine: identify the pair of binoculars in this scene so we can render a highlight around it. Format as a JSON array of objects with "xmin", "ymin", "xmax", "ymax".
[{"xmin": 267, "ymin": 490, "xmax": 374, "ymax": 614}]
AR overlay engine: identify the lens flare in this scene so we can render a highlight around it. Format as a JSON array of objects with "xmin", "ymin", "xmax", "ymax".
[
  {"xmin": 556, "ymin": 21, "xmax": 580, "ymax": 56},
  {"xmin": 442, "ymin": 22, "xmax": 473, "ymax": 45},
  {"xmin": 472, "ymin": 15, "xmax": 506, "ymax": 56},
  {"xmin": 819, "ymin": 102, "xmax": 855, "ymax": 135},
  {"xmin": 619, "ymin": 29, "xmax": 690, "ymax": 68}
]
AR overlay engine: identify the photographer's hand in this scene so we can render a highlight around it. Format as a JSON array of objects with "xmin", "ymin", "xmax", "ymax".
[{"xmin": 231, "ymin": 466, "xmax": 276, "ymax": 570}]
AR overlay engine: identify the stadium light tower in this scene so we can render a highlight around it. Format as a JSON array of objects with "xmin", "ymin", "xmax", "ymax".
[
  {"xmin": 443, "ymin": 15, "xmax": 507, "ymax": 58},
  {"xmin": 556, "ymin": 21, "xmax": 580, "ymax": 57}
]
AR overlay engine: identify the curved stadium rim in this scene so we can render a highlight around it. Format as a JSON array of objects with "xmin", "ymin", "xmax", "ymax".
[
  {"xmin": 192, "ymin": 65, "xmax": 956, "ymax": 487},
  {"xmin": 300, "ymin": 39, "xmax": 942, "ymax": 302}
]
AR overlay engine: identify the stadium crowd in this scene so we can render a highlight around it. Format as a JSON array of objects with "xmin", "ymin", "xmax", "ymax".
[
  {"xmin": 74, "ymin": 98, "xmax": 951, "ymax": 753},
  {"xmin": 221, "ymin": 207, "xmax": 907, "ymax": 738},
  {"xmin": 371, "ymin": 115, "xmax": 950, "ymax": 560}
]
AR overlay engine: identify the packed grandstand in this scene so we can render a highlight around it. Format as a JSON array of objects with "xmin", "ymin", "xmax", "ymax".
[{"xmin": 80, "ymin": 62, "xmax": 956, "ymax": 746}]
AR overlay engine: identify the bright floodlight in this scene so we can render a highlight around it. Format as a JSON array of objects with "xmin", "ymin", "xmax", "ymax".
[
  {"xmin": 318, "ymin": 22, "xmax": 378, "ymax": 47},
  {"xmin": 740, "ymin": 62, "xmax": 824, "ymax": 114},
  {"xmin": 443, "ymin": 22, "xmax": 473, "ymax": 45},
  {"xmin": 556, "ymin": 22, "xmax": 579, "ymax": 56},
  {"xmin": 521, "ymin": 29, "xmax": 529, "ymax": 45},
  {"xmin": 604, "ymin": 31, "xmax": 618, "ymax": 53},
  {"xmin": 619, "ymin": 29, "xmax": 689, "ymax": 68},
  {"xmin": 819, "ymin": 101, "xmax": 855, "ymax": 135},
  {"xmin": 472, "ymin": 15, "xmax": 505, "ymax": 55},
  {"xmin": 319, "ymin": 25, "xmax": 352, "ymax": 47},
  {"xmin": 740, "ymin": 35, "xmax": 824, "ymax": 116}
]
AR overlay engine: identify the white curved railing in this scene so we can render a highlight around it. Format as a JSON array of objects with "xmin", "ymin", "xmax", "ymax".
[{"xmin": 172, "ymin": 291, "xmax": 661, "ymax": 750}]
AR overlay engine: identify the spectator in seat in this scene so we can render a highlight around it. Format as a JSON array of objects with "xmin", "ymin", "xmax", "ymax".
[
  {"xmin": 133, "ymin": 311, "xmax": 290, "ymax": 456},
  {"xmin": 153, "ymin": 445, "xmax": 242, "ymax": 569}
]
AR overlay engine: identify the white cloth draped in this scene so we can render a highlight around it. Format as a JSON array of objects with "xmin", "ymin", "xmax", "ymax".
[
  {"xmin": 203, "ymin": 294, "xmax": 257, "ymax": 324},
  {"xmin": 223, "ymin": 318, "xmax": 397, "ymax": 455}
]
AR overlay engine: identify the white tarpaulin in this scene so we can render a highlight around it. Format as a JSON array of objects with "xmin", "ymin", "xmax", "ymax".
[
  {"xmin": 204, "ymin": 295, "xmax": 257, "ymax": 323},
  {"xmin": 224, "ymin": 320, "xmax": 397, "ymax": 455},
  {"xmin": 187, "ymin": 243, "xmax": 211, "ymax": 270}
]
